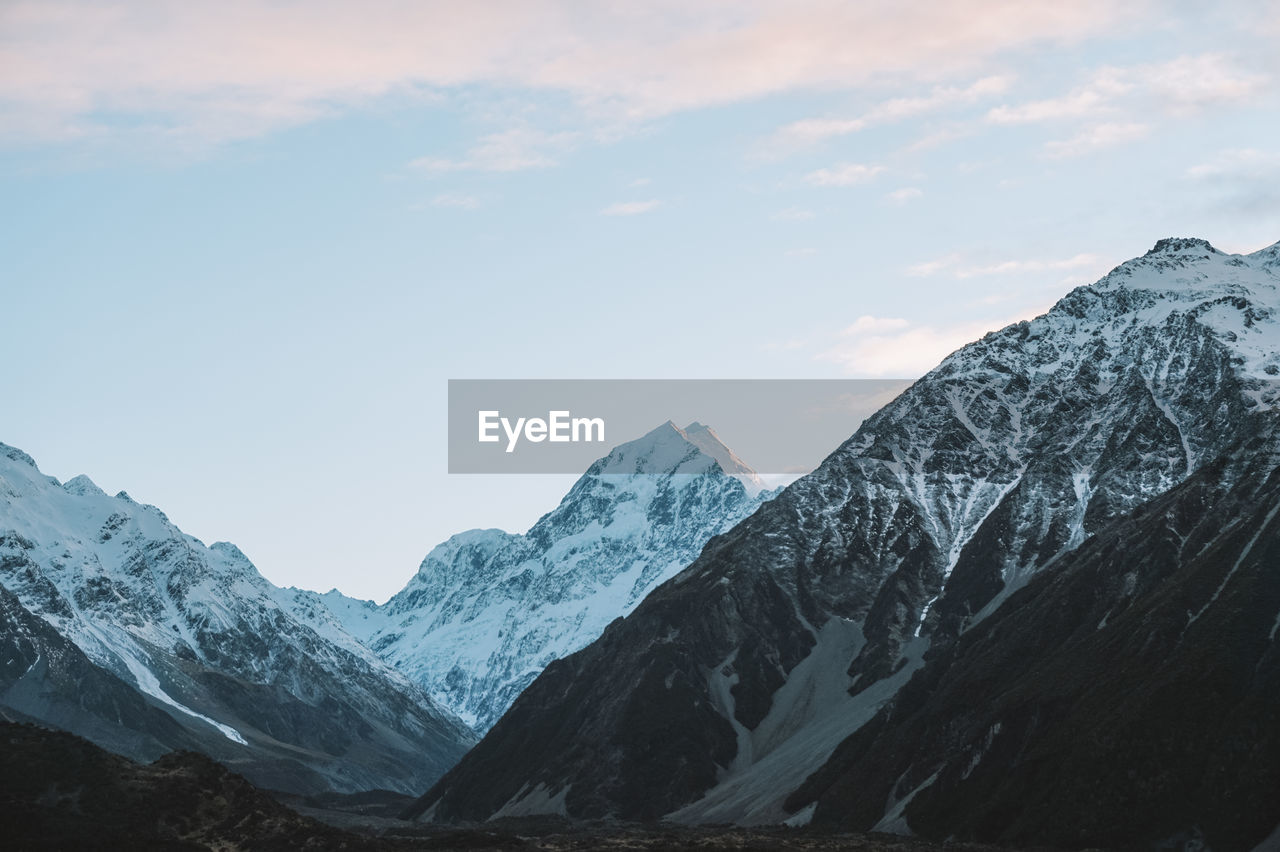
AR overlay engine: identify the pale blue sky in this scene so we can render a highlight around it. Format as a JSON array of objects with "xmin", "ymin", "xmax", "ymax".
[{"xmin": 3, "ymin": 1, "xmax": 1279, "ymax": 600}]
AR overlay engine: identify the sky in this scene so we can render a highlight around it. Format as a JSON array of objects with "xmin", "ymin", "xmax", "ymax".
[{"xmin": 3, "ymin": 1, "xmax": 1279, "ymax": 601}]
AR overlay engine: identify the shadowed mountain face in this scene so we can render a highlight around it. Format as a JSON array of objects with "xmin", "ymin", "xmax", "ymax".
[
  {"xmin": 410, "ymin": 238, "xmax": 1280, "ymax": 833},
  {"xmin": 0, "ymin": 721, "xmax": 368, "ymax": 850},
  {"xmin": 788, "ymin": 444, "xmax": 1280, "ymax": 851},
  {"xmin": 0, "ymin": 722, "xmax": 1028, "ymax": 852},
  {"xmin": 0, "ymin": 583, "xmax": 214, "ymax": 761},
  {"xmin": 0, "ymin": 443, "xmax": 475, "ymax": 796}
]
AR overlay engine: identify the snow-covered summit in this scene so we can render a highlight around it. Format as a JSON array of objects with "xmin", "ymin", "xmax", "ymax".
[
  {"xmin": 0, "ymin": 443, "xmax": 474, "ymax": 794},
  {"xmin": 314, "ymin": 421, "xmax": 772, "ymax": 732},
  {"xmin": 1146, "ymin": 236, "xmax": 1220, "ymax": 256},
  {"xmin": 1249, "ymin": 238, "xmax": 1280, "ymax": 269},
  {"xmin": 0, "ymin": 442, "xmax": 38, "ymax": 469},
  {"xmin": 682, "ymin": 421, "xmax": 765, "ymax": 490},
  {"xmin": 61, "ymin": 474, "xmax": 106, "ymax": 497},
  {"xmin": 588, "ymin": 420, "xmax": 766, "ymax": 494},
  {"xmin": 1033, "ymin": 236, "xmax": 1280, "ymax": 390}
]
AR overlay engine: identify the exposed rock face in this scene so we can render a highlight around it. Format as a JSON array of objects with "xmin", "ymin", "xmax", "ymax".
[
  {"xmin": 789, "ymin": 443, "xmax": 1280, "ymax": 851},
  {"xmin": 0, "ymin": 444, "xmax": 475, "ymax": 795},
  {"xmin": 305, "ymin": 421, "xmax": 770, "ymax": 732},
  {"xmin": 410, "ymin": 237, "xmax": 1280, "ymax": 835}
]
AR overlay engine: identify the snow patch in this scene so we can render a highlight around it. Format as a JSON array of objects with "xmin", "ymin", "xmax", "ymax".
[
  {"xmin": 670, "ymin": 622, "xmax": 925, "ymax": 825},
  {"xmin": 117, "ymin": 647, "xmax": 247, "ymax": 745},
  {"xmin": 1186, "ymin": 501, "xmax": 1280, "ymax": 629},
  {"xmin": 872, "ymin": 769, "xmax": 940, "ymax": 835},
  {"xmin": 490, "ymin": 782, "xmax": 570, "ymax": 819}
]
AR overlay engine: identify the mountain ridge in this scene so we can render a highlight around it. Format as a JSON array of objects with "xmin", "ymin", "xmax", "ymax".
[
  {"xmin": 409, "ymin": 236, "xmax": 1280, "ymax": 833},
  {"xmin": 0, "ymin": 443, "xmax": 475, "ymax": 795},
  {"xmin": 303, "ymin": 420, "xmax": 774, "ymax": 731}
]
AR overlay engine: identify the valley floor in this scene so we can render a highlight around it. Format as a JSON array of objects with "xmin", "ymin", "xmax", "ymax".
[
  {"xmin": 362, "ymin": 819, "xmax": 1041, "ymax": 851},
  {"xmin": 1, "ymin": 719, "xmax": 1038, "ymax": 852}
]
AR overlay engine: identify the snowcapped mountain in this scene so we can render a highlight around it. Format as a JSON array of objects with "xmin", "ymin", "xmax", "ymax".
[
  {"xmin": 410, "ymin": 237, "xmax": 1280, "ymax": 839},
  {"xmin": 300, "ymin": 421, "xmax": 771, "ymax": 733},
  {"xmin": 0, "ymin": 443, "xmax": 474, "ymax": 795}
]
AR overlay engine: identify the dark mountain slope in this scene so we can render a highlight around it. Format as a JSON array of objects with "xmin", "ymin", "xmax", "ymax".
[
  {"xmin": 787, "ymin": 441, "xmax": 1280, "ymax": 850},
  {"xmin": 0, "ymin": 583, "xmax": 214, "ymax": 761},
  {"xmin": 0, "ymin": 721, "xmax": 370, "ymax": 850}
]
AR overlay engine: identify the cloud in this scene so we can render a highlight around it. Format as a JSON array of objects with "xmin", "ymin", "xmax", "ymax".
[
  {"xmin": 764, "ymin": 74, "xmax": 1012, "ymax": 153},
  {"xmin": 907, "ymin": 252, "xmax": 1105, "ymax": 278},
  {"xmin": 0, "ymin": 0, "xmax": 1140, "ymax": 147},
  {"xmin": 1186, "ymin": 148, "xmax": 1280, "ymax": 219},
  {"xmin": 761, "ymin": 338, "xmax": 809, "ymax": 352},
  {"xmin": 955, "ymin": 253, "xmax": 1103, "ymax": 278},
  {"xmin": 412, "ymin": 127, "xmax": 577, "ymax": 172},
  {"xmin": 600, "ymin": 199, "xmax": 661, "ymax": 216},
  {"xmin": 904, "ymin": 124, "xmax": 978, "ymax": 152},
  {"xmin": 886, "ymin": 187, "xmax": 923, "ymax": 205},
  {"xmin": 906, "ymin": 254, "xmax": 963, "ymax": 277},
  {"xmin": 786, "ymin": 247, "xmax": 818, "ymax": 257},
  {"xmin": 1042, "ymin": 122, "xmax": 1148, "ymax": 158},
  {"xmin": 844, "ymin": 315, "xmax": 911, "ymax": 334},
  {"xmin": 804, "ymin": 163, "xmax": 885, "ymax": 187},
  {"xmin": 1187, "ymin": 148, "xmax": 1280, "ymax": 180},
  {"xmin": 987, "ymin": 89, "xmax": 1108, "ymax": 124},
  {"xmin": 1127, "ymin": 53, "xmax": 1270, "ymax": 113},
  {"xmin": 820, "ymin": 307, "xmax": 1051, "ymax": 376},
  {"xmin": 430, "ymin": 193, "xmax": 481, "ymax": 209},
  {"xmin": 986, "ymin": 53, "xmax": 1267, "ymax": 128},
  {"xmin": 772, "ymin": 207, "xmax": 816, "ymax": 221}
]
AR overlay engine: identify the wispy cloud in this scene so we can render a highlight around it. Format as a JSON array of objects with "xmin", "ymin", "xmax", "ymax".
[
  {"xmin": 600, "ymin": 199, "xmax": 661, "ymax": 216},
  {"xmin": 430, "ymin": 193, "xmax": 481, "ymax": 210},
  {"xmin": 989, "ymin": 53, "xmax": 1266, "ymax": 126},
  {"xmin": 906, "ymin": 254, "xmax": 962, "ymax": 277},
  {"xmin": 772, "ymin": 207, "xmax": 816, "ymax": 221},
  {"xmin": 411, "ymin": 127, "xmax": 577, "ymax": 173},
  {"xmin": 804, "ymin": 163, "xmax": 885, "ymax": 187},
  {"xmin": 987, "ymin": 89, "xmax": 1109, "ymax": 124},
  {"xmin": 886, "ymin": 187, "xmax": 923, "ymax": 205},
  {"xmin": 1187, "ymin": 148, "xmax": 1280, "ymax": 219},
  {"xmin": 0, "ymin": 0, "xmax": 1139, "ymax": 148},
  {"xmin": 844, "ymin": 315, "xmax": 911, "ymax": 334},
  {"xmin": 1042, "ymin": 122, "xmax": 1148, "ymax": 158},
  {"xmin": 908, "ymin": 252, "xmax": 1104, "ymax": 278},
  {"xmin": 763, "ymin": 75, "xmax": 1012, "ymax": 154},
  {"xmin": 1187, "ymin": 148, "xmax": 1280, "ymax": 180},
  {"xmin": 820, "ymin": 307, "xmax": 1051, "ymax": 376},
  {"xmin": 983, "ymin": 53, "xmax": 1268, "ymax": 157}
]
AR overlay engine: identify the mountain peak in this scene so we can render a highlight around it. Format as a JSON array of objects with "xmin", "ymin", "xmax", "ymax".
[
  {"xmin": 1248, "ymin": 238, "xmax": 1280, "ymax": 268},
  {"xmin": 1146, "ymin": 236, "xmax": 1220, "ymax": 257},
  {"xmin": 678, "ymin": 421, "xmax": 760, "ymax": 484},
  {"xmin": 0, "ymin": 442, "xmax": 38, "ymax": 469},
  {"xmin": 589, "ymin": 420, "xmax": 758, "ymax": 481},
  {"xmin": 62, "ymin": 474, "xmax": 106, "ymax": 497}
]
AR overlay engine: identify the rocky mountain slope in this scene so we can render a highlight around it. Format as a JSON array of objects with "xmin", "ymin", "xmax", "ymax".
[
  {"xmin": 409, "ymin": 237, "xmax": 1280, "ymax": 834},
  {"xmin": 0, "ymin": 443, "xmax": 474, "ymax": 795},
  {"xmin": 785, "ymin": 440, "xmax": 1280, "ymax": 850},
  {"xmin": 299, "ymin": 421, "xmax": 770, "ymax": 732}
]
